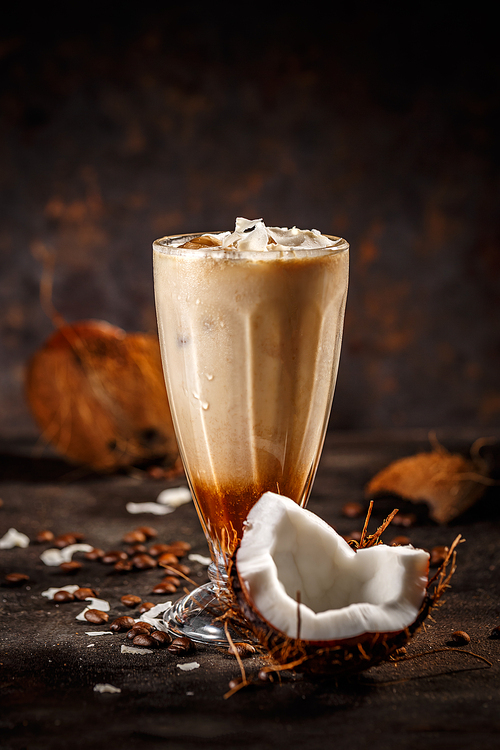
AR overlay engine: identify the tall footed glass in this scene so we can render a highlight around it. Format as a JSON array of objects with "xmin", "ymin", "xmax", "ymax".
[{"xmin": 153, "ymin": 231, "xmax": 349, "ymax": 644}]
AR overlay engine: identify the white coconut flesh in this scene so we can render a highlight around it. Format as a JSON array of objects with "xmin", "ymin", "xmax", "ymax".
[{"xmin": 236, "ymin": 493, "xmax": 430, "ymax": 642}]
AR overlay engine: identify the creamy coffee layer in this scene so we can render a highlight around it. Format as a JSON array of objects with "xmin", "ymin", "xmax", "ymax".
[{"xmin": 153, "ymin": 221, "xmax": 349, "ymax": 557}]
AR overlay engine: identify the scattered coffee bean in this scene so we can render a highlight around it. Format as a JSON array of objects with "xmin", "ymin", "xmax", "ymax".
[
  {"xmin": 148, "ymin": 543, "xmax": 173, "ymax": 557},
  {"xmin": 161, "ymin": 575, "xmax": 181, "ymax": 587},
  {"xmin": 36, "ymin": 530, "xmax": 54, "ymax": 543},
  {"xmin": 165, "ymin": 562, "xmax": 191, "ymax": 576},
  {"xmin": 4, "ymin": 573, "xmax": 30, "ymax": 586},
  {"xmin": 53, "ymin": 589, "xmax": 75, "ymax": 602},
  {"xmin": 151, "ymin": 582, "xmax": 177, "ymax": 595},
  {"xmin": 490, "ymin": 626, "xmax": 500, "ymax": 639},
  {"xmin": 127, "ymin": 627, "xmax": 150, "ymax": 640},
  {"xmin": 430, "ymin": 546, "xmax": 449, "ymax": 566},
  {"xmin": 110, "ymin": 616, "xmax": 136, "ymax": 632},
  {"xmin": 227, "ymin": 642, "xmax": 256, "ymax": 659},
  {"xmin": 157, "ymin": 553, "xmax": 179, "ymax": 567},
  {"xmin": 136, "ymin": 526, "xmax": 157, "ymax": 539},
  {"xmin": 131, "ymin": 554, "xmax": 157, "ymax": 570},
  {"xmin": 60, "ymin": 561, "xmax": 82, "ymax": 574},
  {"xmin": 451, "ymin": 630, "xmax": 470, "ymax": 645},
  {"xmin": 54, "ymin": 533, "xmax": 78, "ymax": 549},
  {"xmin": 138, "ymin": 602, "xmax": 155, "ymax": 614},
  {"xmin": 102, "ymin": 550, "xmax": 128, "ymax": 564},
  {"xmin": 85, "ymin": 547, "xmax": 105, "ymax": 561},
  {"xmin": 170, "ymin": 540, "xmax": 191, "ymax": 553},
  {"xmin": 150, "ymin": 630, "xmax": 171, "ymax": 647},
  {"xmin": 167, "ymin": 636, "xmax": 194, "ymax": 655},
  {"xmin": 132, "ymin": 633, "xmax": 157, "ymax": 648},
  {"xmin": 74, "ymin": 587, "xmax": 97, "ymax": 600},
  {"xmin": 122, "ymin": 530, "xmax": 147, "ymax": 544},
  {"xmin": 341, "ymin": 501, "xmax": 364, "ymax": 519},
  {"xmin": 392, "ymin": 513, "xmax": 417, "ymax": 528},
  {"xmin": 166, "ymin": 541, "xmax": 191, "ymax": 558},
  {"xmin": 391, "ymin": 536, "xmax": 411, "ymax": 546},
  {"xmin": 147, "ymin": 465, "xmax": 166, "ymax": 480},
  {"xmin": 124, "ymin": 544, "xmax": 147, "ymax": 555},
  {"xmin": 114, "ymin": 559, "xmax": 133, "ymax": 572},
  {"xmin": 121, "ymin": 594, "xmax": 142, "ymax": 608},
  {"xmin": 84, "ymin": 609, "xmax": 109, "ymax": 624}
]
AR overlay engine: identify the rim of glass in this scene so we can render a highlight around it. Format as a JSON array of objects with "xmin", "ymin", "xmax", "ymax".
[{"xmin": 153, "ymin": 232, "xmax": 349, "ymax": 260}]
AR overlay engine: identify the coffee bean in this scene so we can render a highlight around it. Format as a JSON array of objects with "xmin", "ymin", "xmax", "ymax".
[
  {"xmin": 157, "ymin": 552, "xmax": 179, "ymax": 566},
  {"xmin": 167, "ymin": 636, "xmax": 194, "ymax": 655},
  {"xmin": 114, "ymin": 559, "xmax": 133, "ymax": 572},
  {"xmin": 85, "ymin": 547, "xmax": 105, "ymax": 561},
  {"xmin": 4, "ymin": 573, "xmax": 30, "ymax": 586},
  {"xmin": 136, "ymin": 526, "xmax": 157, "ymax": 539},
  {"xmin": 36, "ymin": 530, "xmax": 54, "ymax": 543},
  {"xmin": 341, "ymin": 502, "xmax": 364, "ymax": 519},
  {"xmin": 391, "ymin": 536, "xmax": 411, "ymax": 547},
  {"xmin": 132, "ymin": 633, "xmax": 157, "ymax": 648},
  {"xmin": 392, "ymin": 512, "xmax": 417, "ymax": 528},
  {"xmin": 150, "ymin": 630, "xmax": 171, "ymax": 646},
  {"xmin": 131, "ymin": 554, "xmax": 157, "ymax": 570},
  {"xmin": 430, "ymin": 546, "xmax": 449, "ymax": 566},
  {"xmin": 161, "ymin": 576, "xmax": 181, "ymax": 587},
  {"xmin": 164, "ymin": 562, "xmax": 190, "ymax": 576},
  {"xmin": 60, "ymin": 561, "xmax": 82, "ymax": 574},
  {"xmin": 170, "ymin": 540, "xmax": 191, "ymax": 553},
  {"xmin": 54, "ymin": 533, "xmax": 78, "ymax": 549},
  {"xmin": 124, "ymin": 544, "xmax": 147, "ymax": 555},
  {"xmin": 227, "ymin": 642, "xmax": 256, "ymax": 659},
  {"xmin": 148, "ymin": 544, "xmax": 173, "ymax": 557},
  {"xmin": 74, "ymin": 587, "xmax": 97, "ymax": 600},
  {"xmin": 151, "ymin": 582, "xmax": 177, "ymax": 595},
  {"xmin": 84, "ymin": 609, "xmax": 109, "ymax": 624},
  {"xmin": 127, "ymin": 627, "xmax": 149, "ymax": 640},
  {"xmin": 110, "ymin": 616, "xmax": 136, "ymax": 632},
  {"xmin": 102, "ymin": 550, "xmax": 128, "ymax": 564},
  {"xmin": 138, "ymin": 602, "xmax": 155, "ymax": 614},
  {"xmin": 122, "ymin": 530, "xmax": 147, "ymax": 544},
  {"xmin": 53, "ymin": 589, "xmax": 75, "ymax": 602},
  {"xmin": 451, "ymin": 630, "xmax": 470, "ymax": 645},
  {"xmin": 121, "ymin": 594, "xmax": 141, "ymax": 608}
]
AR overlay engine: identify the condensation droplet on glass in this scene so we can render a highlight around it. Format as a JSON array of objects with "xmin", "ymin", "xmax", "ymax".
[
  {"xmin": 192, "ymin": 392, "xmax": 199, "ymax": 400},
  {"xmin": 206, "ymin": 373, "xmax": 213, "ymax": 381},
  {"xmin": 220, "ymin": 321, "xmax": 225, "ymax": 328},
  {"xmin": 201, "ymin": 402, "xmax": 209, "ymax": 410},
  {"xmin": 195, "ymin": 299, "xmax": 200, "ymax": 305}
]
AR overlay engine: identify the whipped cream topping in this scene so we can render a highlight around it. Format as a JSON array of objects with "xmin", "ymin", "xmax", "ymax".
[{"xmin": 209, "ymin": 218, "xmax": 335, "ymax": 253}]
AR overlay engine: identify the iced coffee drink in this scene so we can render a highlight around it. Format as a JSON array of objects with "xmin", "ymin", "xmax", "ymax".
[{"xmin": 153, "ymin": 218, "xmax": 349, "ymax": 564}]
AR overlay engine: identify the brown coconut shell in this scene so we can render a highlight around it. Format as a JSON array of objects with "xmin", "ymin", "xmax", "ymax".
[
  {"xmin": 25, "ymin": 319, "xmax": 179, "ymax": 472},
  {"xmin": 365, "ymin": 441, "xmax": 494, "ymax": 524},
  {"xmin": 229, "ymin": 510, "xmax": 461, "ymax": 677}
]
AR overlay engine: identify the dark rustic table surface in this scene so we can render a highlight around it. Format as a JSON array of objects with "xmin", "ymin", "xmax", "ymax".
[{"xmin": 1, "ymin": 430, "xmax": 499, "ymax": 750}]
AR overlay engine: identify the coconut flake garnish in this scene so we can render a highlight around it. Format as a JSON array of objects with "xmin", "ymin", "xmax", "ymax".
[
  {"xmin": 85, "ymin": 631, "xmax": 113, "ymax": 636},
  {"xmin": 188, "ymin": 553, "xmax": 211, "ymax": 566},
  {"xmin": 135, "ymin": 600, "xmax": 171, "ymax": 631},
  {"xmin": 121, "ymin": 644, "xmax": 152, "ymax": 654},
  {"xmin": 76, "ymin": 598, "xmax": 110, "ymax": 621},
  {"xmin": 156, "ymin": 486, "xmax": 192, "ymax": 508},
  {"xmin": 40, "ymin": 544, "xmax": 93, "ymax": 566},
  {"xmin": 126, "ymin": 502, "xmax": 173, "ymax": 515},
  {"xmin": 93, "ymin": 683, "xmax": 121, "ymax": 693},
  {"xmin": 42, "ymin": 585, "xmax": 80, "ymax": 600},
  {"xmin": 177, "ymin": 662, "xmax": 200, "ymax": 671},
  {"xmin": 0, "ymin": 528, "xmax": 30, "ymax": 549}
]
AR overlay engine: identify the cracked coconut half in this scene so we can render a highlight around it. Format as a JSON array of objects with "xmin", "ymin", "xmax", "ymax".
[{"xmin": 231, "ymin": 493, "xmax": 455, "ymax": 675}]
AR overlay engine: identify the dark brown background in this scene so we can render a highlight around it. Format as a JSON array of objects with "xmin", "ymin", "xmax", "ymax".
[{"xmin": 1, "ymin": 2, "xmax": 499, "ymax": 442}]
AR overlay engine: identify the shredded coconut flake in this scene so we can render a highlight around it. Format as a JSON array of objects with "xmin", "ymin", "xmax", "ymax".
[
  {"xmin": 42, "ymin": 585, "xmax": 80, "ymax": 600},
  {"xmin": 188, "ymin": 553, "xmax": 211, "ymax": 566},
  {"xmin": 156, "ymin": 487, "xmax": 192, "ymax": 507},
  {"xmin": 126, "ymin": 502, "xmax": 173, "ymax": 515},
  {"xmin": 0, "ymin": 528, "xmax": 30, "ymax": 549},
  {"xmin": 76, "ymin": 598, "xmax": 110, "ymax": 621},
  {"xmin": 121, "ymin": 644, "xmax": 152, "ymax": 654},
  {"xmin": 40, "ymin": 544, "xmax": 93, "ymax": 567},
  {"xmin": 177, "ymin": 662, "xmax": 200, "ymax": 671},
  {"xmin": 93, "ymin": 683, "xmax": 121, "ymax": 693}
]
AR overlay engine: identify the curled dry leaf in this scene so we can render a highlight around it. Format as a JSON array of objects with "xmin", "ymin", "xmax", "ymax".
[
  {"xmin": 365, "ymin": 437, "xmax": 496, "ymax": 524},
  {"xmin": 25, "ymin": 320, "xmax": 179, "ymax": 472}
]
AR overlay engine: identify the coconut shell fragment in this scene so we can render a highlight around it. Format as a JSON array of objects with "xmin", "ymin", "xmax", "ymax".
[
  {"xmin": 365, "ymin": 440, "xmax": 494, "ymax": 524},
  {"xmin": 25, "ymin": 319, "xmax": 179, "ymax": 472}
]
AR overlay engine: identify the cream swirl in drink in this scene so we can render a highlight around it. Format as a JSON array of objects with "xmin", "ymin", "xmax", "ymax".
[{"xmin": 153, "ymin": 219, "xmax": 349, "ymax": 560}]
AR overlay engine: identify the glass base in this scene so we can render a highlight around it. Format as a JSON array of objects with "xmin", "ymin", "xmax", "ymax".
[{"xmin": 163, "ymin": 562, "xmax": 255, "ymax": 645}]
